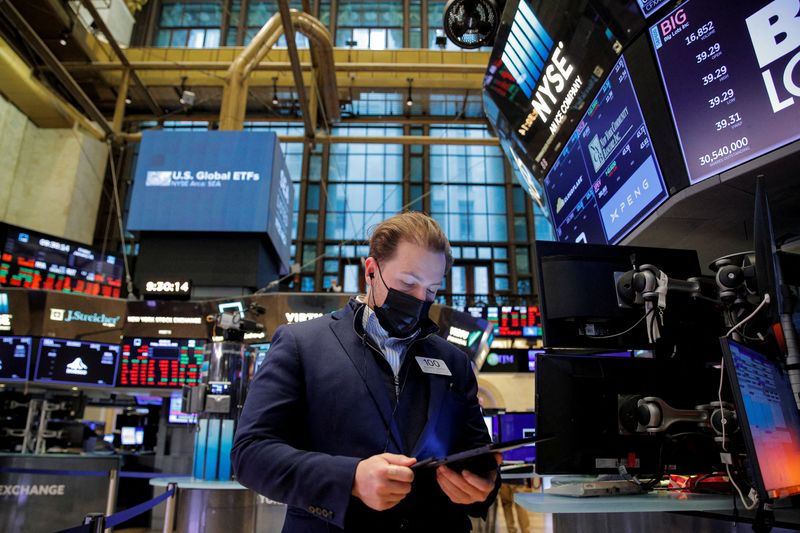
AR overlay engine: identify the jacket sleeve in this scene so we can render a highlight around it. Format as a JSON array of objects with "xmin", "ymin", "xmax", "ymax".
[
  {"xmin": 456, "ymin": 352, "xmax": 502, "ymax": 519},
  {"xmin": 232, "ymin": 325, "xmax": 360, "ymax": 528}
]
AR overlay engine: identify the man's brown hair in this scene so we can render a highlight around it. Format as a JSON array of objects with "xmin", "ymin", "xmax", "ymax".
[{"xmin": 368, "ymin": 212, "xmax": 454, "ymax": 272}]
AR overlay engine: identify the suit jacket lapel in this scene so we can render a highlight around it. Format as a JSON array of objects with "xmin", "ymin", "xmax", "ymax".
[{"xmin": 329, "ymin": 314, "xmax": 405, "ymax": 453}]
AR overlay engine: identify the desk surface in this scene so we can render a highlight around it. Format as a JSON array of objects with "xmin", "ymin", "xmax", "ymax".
[
  {"xmin": 516, "ymin": 491, "xmax": 733, "ymax": 514},
  {"xmin": 150, "ymin": 476, "xmax": 248, "ymax": 490}
]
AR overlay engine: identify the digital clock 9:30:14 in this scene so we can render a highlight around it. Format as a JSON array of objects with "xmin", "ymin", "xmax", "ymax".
[{"xmin": 144, "ymin": 280, "xmax": 191, "ymax": 293}]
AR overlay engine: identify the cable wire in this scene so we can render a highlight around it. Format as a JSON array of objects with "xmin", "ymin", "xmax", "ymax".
[{"xmin": 588, "ymin": 308, "xmax": 655, "ymax": 340}]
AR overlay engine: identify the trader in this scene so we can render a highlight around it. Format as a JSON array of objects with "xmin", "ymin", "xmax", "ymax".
[{"xmin": 233, "ymin": 212, "xmax": 499, "ymax": 532}]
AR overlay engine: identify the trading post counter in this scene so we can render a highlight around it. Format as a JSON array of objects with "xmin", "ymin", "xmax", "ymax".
[
  {"xmin": 0, "ymin": 453, "xmax": 119, "ymax": 532},
  {"xmin": 516, "ymin": 492, "xmax": 800, "ymax": 532},
  {"xmin": 150, "ymin": 477, "xmax": 287, "ymax": 532}
]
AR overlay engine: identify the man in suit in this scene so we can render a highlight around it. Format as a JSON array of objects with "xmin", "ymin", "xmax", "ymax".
[{"xmin": 232, "ymin": 212, "xmax": 500, "ymax": 532}]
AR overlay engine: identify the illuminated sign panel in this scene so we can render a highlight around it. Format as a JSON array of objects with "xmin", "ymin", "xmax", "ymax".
[
  {"xmin": 0, "ymin": 225, "xmax": 123, "ymax": 297},
  {"xmin": 543, "ymin": 55, "xmax": 668, "ymax": 244},
  {"xmin": 117, "ymin": 337, "xmax": 205, "ymax": 388},
  {"xmin": 34, "ymin": 338, "xmax": 119, "ymax": 387},
  {"xmin": 650, "ymin": 0, "xmax": 800, "ymax": 185}
]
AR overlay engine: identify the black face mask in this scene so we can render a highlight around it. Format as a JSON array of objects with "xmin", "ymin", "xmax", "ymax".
[{"xmin": 370, "ymin": 264, "xmax": 433, "ymax": 338}]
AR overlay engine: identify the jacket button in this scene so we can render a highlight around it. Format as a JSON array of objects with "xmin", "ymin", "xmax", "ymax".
[{"xmin": 399, "ymin": 519, "xmax": 409, "ymax": 530}]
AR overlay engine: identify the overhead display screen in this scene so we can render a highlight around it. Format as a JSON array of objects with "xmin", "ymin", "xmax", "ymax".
[
  {"xmin": 0, "ymin": 336, "xmax": 32, "ymax": 381},
  {"xmin": 650, "ymin": 0, "xmax": 800, "ymax": 185},
  {"xmin": 484, "ymin": 0, "xmax": 649, "ymax": 183},
  {"xmin": 637, "ymin": 0, "xmax": 671, "ymax": 18},
  {"xmin": 468, "ymin": 305, "xmax": 542, "ymax": 338},
  {"xmin": 0, "ymin": 225, "xmax": 123, "ymax": 297},
  {"xmin": 543, "ymin": 55, "xmax": 668, "ymax": 244},
  {"xmin": 34, "ymin": 338, "xmax": 119, "ymax": 387},
  {"xmin": 117, "ymin": 337, "xmax": 205, "ymax": 388}
]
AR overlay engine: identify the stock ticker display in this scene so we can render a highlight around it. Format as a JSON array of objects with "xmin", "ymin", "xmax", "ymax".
[
  {"xmin": 117, "ymin": 337, "xmax": 205, "ymax": 388},
  {"xmin": 0, "ymin": 227, "xmax": 124, "ymax": 297},
  {"xmin": 0, "ymin": 336, "xmax": 32, "ymax": 381},
  {"xmin": 651, "ymin": 0, "xmax": 800, "ymax": 184},
  {"xmin": 543, "ymin": 56, "xmax": 668, "ymax": 244},
  {"xmin": 468, "ymin": 305, "xmax": 541, "ymax": 337}
]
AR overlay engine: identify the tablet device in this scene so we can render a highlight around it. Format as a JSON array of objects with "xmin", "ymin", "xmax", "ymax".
[{"xmin": 412, "ymin": 436, "xmax": 552, "ymax": 474}]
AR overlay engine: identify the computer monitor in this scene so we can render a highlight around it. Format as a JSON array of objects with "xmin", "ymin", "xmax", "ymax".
[
  {"xmin": 534, "ymin": 241, "xmax": 719, "ymax": 352},
  {"xmin": 168, "ymin": 392, "xmax": 197, "ymax": 424},
  {"xmin": 721, "ymin": 338, "xmax": 800, "ymax": 500},
  {"xmin": 535, "ymin": 352, "xmax": 721, "ymax": 475},
  {"xmin": 117, "ymin": 337, "xmax": 205, "ymax": 388},
  {"xmin": 250, "ymin": 343, "xmax": 271, "ymax": 375},
  {"xmin": 34, "ymin": 338, "xmax": 120, "ymax": 387},
  {"xmin": 482, "ymin": 415, "xmax": 499, "ymax": 443},
  {"xmin": 120, "ymin": 426, "xmax": 137, "ymax": 446},
  {"xmin": 0, "ymin": 336, "xmax": 32, "ymax": 382},
  {"xmin": 498, "ymin": 412, "xmax": 537, "ymax": 463}
]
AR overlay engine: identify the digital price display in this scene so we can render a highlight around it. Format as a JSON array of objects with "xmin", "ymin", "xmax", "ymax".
[
  {"xmin": 117, "ymin": 337, "xmax": 205, "ymax": 388},
  {"xmin": 650, "ymin": 0, "xmax": 800, "ymax": 185},
  {"xmin": 0, "ymin": 226, "xmax": 124, "ymax": 297},
  {"xmin": 485, "ymin": 306, "xmax": 541, "ymax": 337},
  {"xmin": 0, "ymin": 336, "xmax": 32, "ymax": 381},
  {"xmin": 142, "ymin": 279, "xmax": 192, "ymax": 299},
  {"xmin": 34, "ymin": 338, "xmax": 119, "ymax": 387},
  {"xmin": 544, "ymin": 55, "xmax": 668, "ymax": 244}
]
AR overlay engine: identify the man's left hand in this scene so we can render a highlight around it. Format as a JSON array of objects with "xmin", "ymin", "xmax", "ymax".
[{"xmin": 435, "ymin": 453, "xmax": 501, "ymax": 505}]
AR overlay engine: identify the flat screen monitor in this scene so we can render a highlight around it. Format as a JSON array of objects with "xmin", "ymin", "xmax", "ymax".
[
  {"xmin": 650, "ymin": 0, "xmax": 800, "ymax": 185},
  {"xmin": 117, "ymin": 337, "xmax": 205, "ymax": 388},
  {"xmin": 543, "ymin": 55, "xmax": 669, "ymax": 245},
  {"xmin": 0, "ymin": 336, "xmax": 32, "ymax": 381},
  {"xmin": 135, "ymin": 428, "xmax": 144, "ymax": 446},
  {"xmin": 168, "ymin": 392, "xmax": 197, "ymax": 424},
  {"xmin": 120, "ymin": 426, "xmax": 137, "ymax": 446},
  {"xmin": 534, "ymin": 240, "xmax": 716, "ymax": 351},
  {"xmin": 251, "ymin": 343, "xmax": 271, "ymax": 374},
  {"xmin": 535, "ymin": 353, "xmax": 721, "ymax": 474},
  {"xmin": 499, "ymin": 412, "xmax": 537, "ymax": 463},
  {"xmin": 636, "ymin": 0, "xmax": 671, "ymax": 18},
  {"xmin": 721, "ymin": 338, "xmax": 800, "ymax": 500},
  {"xmin": 34, "ymin": 338, "xmax": 119, "ymax": 387},
  {"xmin": 483, "ymin": 306, "xmax": 541, "ymax": 338},
  {"xmin": 483, "ymin": 415, "xmax": 500, "ymax": 442},
  {"xmin": 0, "ymin": 224, "xmax": 123, "ymax": 297}
]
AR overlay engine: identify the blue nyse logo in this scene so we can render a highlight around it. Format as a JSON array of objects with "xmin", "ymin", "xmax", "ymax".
[{"xmin": 502, "ymin": 1, "xmax": 554, "ymax": 98}]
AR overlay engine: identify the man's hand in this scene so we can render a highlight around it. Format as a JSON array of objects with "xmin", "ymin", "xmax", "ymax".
[
  {"xmin": 352, "ymin": 453, "xmax": 416, "ymax": 511},
  {"xmin": 436, "ymin": 453, "xmax": 501, "ymax": 505}
]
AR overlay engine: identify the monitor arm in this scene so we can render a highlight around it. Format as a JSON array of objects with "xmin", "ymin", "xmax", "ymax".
[{"xmin": 619, "ymin": 395, "xmax": 737, "ymax": 441}]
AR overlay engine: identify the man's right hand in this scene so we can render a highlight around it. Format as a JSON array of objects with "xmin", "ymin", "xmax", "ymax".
[{"xmin": 351, "ymin": 453, "xmax": 416, "ymax": 511}]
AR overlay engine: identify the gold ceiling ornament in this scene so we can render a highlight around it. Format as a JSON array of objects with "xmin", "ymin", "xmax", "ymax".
[{"xmin": 125, "ymin": 0, "xmax": 149, "ymax": 13}]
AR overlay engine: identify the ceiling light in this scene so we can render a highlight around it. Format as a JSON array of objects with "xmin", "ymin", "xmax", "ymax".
[
  {"xmin": 271, "ymin": 77, "xmax": 280, "ymax": 106},
  {"xmin": 406, "ymin": 78, "xmax": 414, "ymax": 108},
  {"xmin": 58, "ymin": 29, "xmax": 69, "ymax": 46},
  {"xmin": 125, "ymin": 97, "xmax": 132, "ymax": 105}
]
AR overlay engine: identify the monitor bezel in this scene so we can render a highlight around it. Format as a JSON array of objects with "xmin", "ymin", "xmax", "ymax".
[{"xmin": 33, "ymin": 337, "xmax": 120, "ymax": 388}]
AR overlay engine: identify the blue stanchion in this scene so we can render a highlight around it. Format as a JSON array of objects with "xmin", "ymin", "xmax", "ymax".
[
  {"xmin": 105, "ymin": 487, "xmax": 177, "ymax": 528},
  {"xmin": 51, "ymin": 487, "xmax": 177, "ymax": 533}
]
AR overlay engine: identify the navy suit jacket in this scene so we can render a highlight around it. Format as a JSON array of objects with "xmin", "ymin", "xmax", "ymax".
[{"xmin": 232, "ymin": 299, "xmax": 497, "ymax": 532}]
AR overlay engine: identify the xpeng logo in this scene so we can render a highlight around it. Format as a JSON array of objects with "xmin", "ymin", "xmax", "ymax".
[
  {"xmin": 502, "ymin": 1, "xmax": 554, "ymax": 98},
  {"xmin": 609, "ymin": 178, "xmax": 650, "ymax": 224}
]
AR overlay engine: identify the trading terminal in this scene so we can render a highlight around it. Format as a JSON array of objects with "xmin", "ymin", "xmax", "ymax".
[{"xmin": 0, "ymin": 0, "xmax": 798, "ymax": 531}]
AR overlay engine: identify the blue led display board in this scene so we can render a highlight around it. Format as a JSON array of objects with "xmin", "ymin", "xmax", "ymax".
[{"xmin": 543, "ymin": 55, "xmax": 668, "ymax": 244}]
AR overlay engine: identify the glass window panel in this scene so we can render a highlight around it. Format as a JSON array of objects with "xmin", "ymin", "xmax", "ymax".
[
  {"xmin": 451, "ymin": 266, "xmax": 466, "ymax": 294},
  {"xmin": 478, "ymin": 247, "xmax": 492, "ymax": 260},
  {"xmin": 305, "ymin": 185, "xmax": 320, "ymax": 210},
  {"xmin": 514, "ymin": 216, "xmax": 528, "ymax": 242},
  {"xmin": 409, "ymin": 157, "xmax": 423, "ymax": 183},
  {"xmin": 155, "ymin": 30, "xmax": 171, "ymax": 46},
  {"xmin": 451, "ymin": 246, "xmax": 461, "ymax": 259},
  {"xmin": 356, "ymin": 245, "xmax": 369, "ymax": 257},
  {"xmin": 472, "ymin": 215, "xmax": 489, "ymax": 241},
  {"xmin": 494, "ymin": 247, "xmax": 507, "ymax": 259},
  {"xmin": 494, "ymin": 277, "xmax": 510, "ymax": 291},
  {"xmin": 430, "ymin": 155, "xmax": 444, "ymax": 182},
  {"xmin": 353, "ymin": 28, "xmax": 370, "ymax": 48},
  {"xmin": 387, "ymin": 29, "xmax": 402, "ymax": 49},
  {"xmin": 344, "ymin": 264, "xmax": 360, "ymax": 293},
  {"xmin": 513, "ymin": 187, "xmax": 527, "ymax": 213},
  {"xmin": 461, "ymin": 247, "xmax": 476, "ymax": 259},
  {"xmin": 342, "ymin": 245, "xmax": 355, "ymax": 257},
  {"xmin": 170, "ymin": 30, "xmax": 188, "ymax": 46},
  {"xmin": 474, "ymin": 266, "xmax": 489, "ymax": 295},
  {"xmin": 292, "ymin": 212, "xmax": 298, "ymax": 240},
  {"xmin": 304, "ymin": 213, "xmax": 319, "ymax": 239},
  {"xmin": 432, "ymin": 213, "xmax": 448, "ymax": 236},
  {"xmin": 517, "ymin": 279, "xmax": 532, "ymax": 295},
  {"xmin": 409, "ymin": 30, "xmax": 421, "ymax": 48},
  {"xmin": 488, "ymin": 215, "xmax": 507, "ymax": 241},
  {"xmin": 160, "ymin": 4, "xmax": 183, "ymax": 26},
  {"xmin": 324, "ymin": 260, "xmax": 339, "ymax": 273},
  {"xmin": 516, "ymin": 248, "xmax": 530, "ymax": 274},
  {"xmin": 302, "ymin": 245, "xmax": 316, "ymax": 271},
  {"xmin": 495, "ymin": 261, "xmax": 508, "ymax": 275},
  {"xmin": 369, "ymin": 29, "xmax": 387, "ymax": 50},
  {"xmin": 325, "ymin": 212, "xmax": 344, "ymax": 240},
  {"xmin": 486, "ymin": 187, "xmax": 506, "ymax": 214},
  {"xmin": 431, "ymin": 186, "xmax": 446, "ymax": 213},
  {"xmin": 301, "ymin": 276, "xmax": 315, "ymax": 292},
  {"xmin": 204, "ymin": 29, "xmax": 220, "ymax": 47}
]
